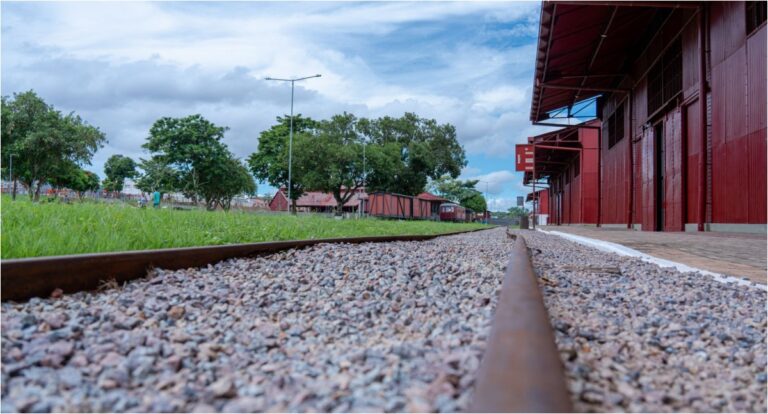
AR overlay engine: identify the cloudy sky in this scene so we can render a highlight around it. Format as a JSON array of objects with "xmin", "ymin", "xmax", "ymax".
[{"xmin": 1, "ymin": 1, "xmax": 556, "ymax": 210}]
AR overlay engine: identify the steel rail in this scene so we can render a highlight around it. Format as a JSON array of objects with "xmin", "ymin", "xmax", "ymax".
[
  {"xmin": 1, "ymin": 227, "xmax": 495, "ymax": 302},
  {"xmin": 470, "ymin": 231, "xmax": 572, "ymax": 413}
]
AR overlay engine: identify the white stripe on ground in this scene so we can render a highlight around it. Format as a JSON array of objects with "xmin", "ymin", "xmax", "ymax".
[{"xmin": 537, "ymin": 228, "xmax": 767, "ymax": 291}]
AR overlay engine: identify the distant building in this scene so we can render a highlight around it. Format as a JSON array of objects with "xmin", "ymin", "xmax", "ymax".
[
  {"xmin": 527, "ymin": 189, "xmax": 550, "ymax": 226},
  {"xmin": 269, "ymin": 188, "xmax": 367, "ymax": 213}
]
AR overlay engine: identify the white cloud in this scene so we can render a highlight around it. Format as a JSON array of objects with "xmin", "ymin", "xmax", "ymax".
[
  {"xmin": 487, "ymin": 197, "xmax": 522, "ymax": 212},
  {"xmin": 2, "ymin": 1, "xmax": 548, "ymax": 191},
  {"xmin": 464, "ymin": 170, "xmax": 525, "ymax": 195}
]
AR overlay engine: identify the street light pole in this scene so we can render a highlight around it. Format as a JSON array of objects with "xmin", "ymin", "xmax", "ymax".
[{"xmin": 265, "ymin": 74, "xmax": 321, "ymax": 213}]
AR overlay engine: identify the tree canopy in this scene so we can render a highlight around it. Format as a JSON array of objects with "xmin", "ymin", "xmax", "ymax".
[
  {"xmin": 135, "ymin": 157, "xmax": 179, "ymax": 196},
  {"xmin": 247, "ymin": 114, "xmax": 318, "ymax": 212},
  {"xmin": 141, "ymin": 114, "xmax": 255, "ymax": 210},
  {"xmin": 1, "ymin": 90, "xmax": 106, "ymax": 200},
  {"xmin": 507, "ymin": 206, "xmax": 529, "ymax": 217},
  {"xmin": 103, "ymin": 154, "xmax": 137, "ymax": 192},
  {"xmin": 248, "ymin": 112, "xmax": 467, "ymax": 214},
  {"xmin": 61, "ymin": 168, "xmax": 100, "ymax": 200},
  {"xmin": 297, "ymin": 113, "xmax": 367, "ymax": 214},
  {"xmin": 357, "ymin": 112, "xmax": 466, "ymax": 195},
  {"xmin": 429, "ymin": 175, "xmax": 487, "ymax": 212}
]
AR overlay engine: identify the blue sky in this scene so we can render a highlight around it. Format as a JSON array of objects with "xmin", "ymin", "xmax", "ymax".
[{"xmin": 1, "ymin": 1, "xmax": 558, "ymax": 210}]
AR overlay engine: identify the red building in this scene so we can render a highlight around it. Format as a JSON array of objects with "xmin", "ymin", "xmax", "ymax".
[
  {"xmin": 527, "ymin": 1, "xmax": 766, "ymax": 233},
  {"xmin": 526, "ymin": 189, "xmax": 550, "ymax": 225},
  {"xmin": 269, "ymin": 188, "xmax": 366, "ymax": 213},
  {"xmin": 519, "ymin": 120, "xmax": 601, "ymax": 226}
]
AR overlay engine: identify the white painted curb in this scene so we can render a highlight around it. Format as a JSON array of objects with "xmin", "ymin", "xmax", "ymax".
[{"xmin": 537, "ymin": 229, "xmax": 767, "ymax": 291}]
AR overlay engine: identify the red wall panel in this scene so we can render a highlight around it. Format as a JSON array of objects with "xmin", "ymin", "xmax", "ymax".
[
  {"xmin": 747, "ymin": 25, "xmax": 767, "ymax": 224},
  {"xmin": 664, "ymin": 109, "xmax": 684, "ymax": 231},
  {"xmin": 599, "ymin": 133, "xmax": 629, "ymax": 224},
  {"xmin": 709, "ymin": 2, "xmax": 765, "ymax": 225},
  {"xmin": 685, "ymin": 100, "xmax": 701, "ymax": 224}
]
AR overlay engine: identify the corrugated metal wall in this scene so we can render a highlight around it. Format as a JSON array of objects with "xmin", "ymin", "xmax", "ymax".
[
  {"xmin": 538, "ymin": 190, "xmax": 550, "ymax": 215},
  {"xmin": 544, "ymin": 127, "xmax": 599, "ymax": 225},
  {"xmin": 598, "ymin": 3, "xmax": 766, "ymax": 231},
  {"xmin": 581, "ymin": 128, "xmax": 600, "ymax": 223},
  {"xmin": 710, "ymin": 2, "xmax": 766, "ymax": 224}
]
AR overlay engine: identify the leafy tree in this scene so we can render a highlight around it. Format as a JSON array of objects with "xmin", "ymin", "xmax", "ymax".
[
  {"xmin": 429, "ymin": 175, "xmax": 487, "ymax": 211},
  {"xmin": 0, "ymin": 91, "xmax": 106, "ymax": 201},
  {"xmin": 135, "ymin": 157, "xmax": 178, "ymax": 196},
  {"xmin": 429, "ymin": 175, "xmax": 478, "ymax": 202},
  {"xmin": 142, "ymin": 114, "xmax": 256, "ymax": 209},
  {"xmin": 298, "ymin": 113, "xmax": 366, "ymax": 215},
  {"xmin": 462, "ymin": 192, "xmax": 487, "ymax": 212},
  {"xmin": 198, "ymin": 156, "xmax": 257, "ymax": 211},
  {"xmin": 357, "ymin": 113, "xmax": 466, "ymax": 195},
  {"xmin": 67, "ymin": 169, "xmax": 100, "ymax": 200},
  {"xmin": 143, "ymin": 114, "xmax": 229, "ymax": 204},
  {"xmin": 247, "ymin": 115, "xmax": 318, "ymax": 212},
  {"xmin": 103, "ymin": 154, "xmax": 137, "ymax": 192},
  {"xmin": 47, "ymin": 161, "xmax": 100, "ymax": 200},
  {"xmin": 507, "ymin": 206, "xmax": 529, "ymax": 217}
]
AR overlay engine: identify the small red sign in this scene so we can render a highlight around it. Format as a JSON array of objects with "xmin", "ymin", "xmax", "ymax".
[{"xmin": 515, "ymin": 144, "xmax": 534, "ymax": 172}]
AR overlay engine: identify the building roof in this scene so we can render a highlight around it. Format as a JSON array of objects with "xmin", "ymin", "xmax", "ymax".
[
  {"xmin": 273, "ymin": 189, "xmax": 366, "ymax": 208},
  {"xmin": 416, "ymin": 192, "xmax": 449, "ymax": 202},
  {"xmin": 526, "ymin": 189, "xmax": 549, "ymax": 202},
  {"xmin": 530, "ymin": 1, "xmax": 696, "ymax": 122}
]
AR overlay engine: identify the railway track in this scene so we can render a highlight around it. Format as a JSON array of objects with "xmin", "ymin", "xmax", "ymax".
[
  {"xmin": 1, "ymin": 228, "xmax": 495, "ymax": 302},
  {"xmin": 1, "ymin": 227, "xmax": 572, "ymax": 412}
]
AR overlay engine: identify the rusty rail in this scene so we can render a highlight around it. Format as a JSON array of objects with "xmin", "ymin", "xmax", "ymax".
[
  {"xmin": 1, "ymin": 227, "xmax": 494, "ymax": 302},
  {"xmin": 470, "ymin": 232, "xmax": 572, "ymax": 413}
]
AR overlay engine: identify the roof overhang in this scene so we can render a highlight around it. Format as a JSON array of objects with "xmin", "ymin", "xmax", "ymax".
[
  {"xmin": 530, "ymin": 1, "xmax": 699, "ymax": 122},
  {"xmin": 522, "ymin": 120, "xmax": 599, "ymax": 185}
]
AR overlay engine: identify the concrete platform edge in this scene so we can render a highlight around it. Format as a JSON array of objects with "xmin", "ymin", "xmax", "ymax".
[{"xmin": 536, "ymin": 229, "xmax": 767, "ymax": 291}]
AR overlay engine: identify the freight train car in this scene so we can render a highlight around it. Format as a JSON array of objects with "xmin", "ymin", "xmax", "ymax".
[
  {"xmin": 366, "ymin": 192, "xmax": 412, "ymax": 219},
  {"xmin": 412, "ymin": 196, "xmax": 433, "ymax": 220},
  {"xmin": 439, "ymin": 203, "xmax": 467, "ymax": 222}
]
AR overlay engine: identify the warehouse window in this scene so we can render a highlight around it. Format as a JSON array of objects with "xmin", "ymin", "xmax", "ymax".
[
  {"xmin": 747, "ymin": 1, "xmax": 767, "ymax": 35},
  {"xmin": 607, "ymin": 103, "xmax": 625, "ymax": 149},
  {"xmin": 647, "ymin": 39, "xmax": 682, "ymax": 116}
]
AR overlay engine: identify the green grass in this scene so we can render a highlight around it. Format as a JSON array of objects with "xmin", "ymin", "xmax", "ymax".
[{"xmin": 1, "ymin": 196, "xmax": 490, "ymax": 259}]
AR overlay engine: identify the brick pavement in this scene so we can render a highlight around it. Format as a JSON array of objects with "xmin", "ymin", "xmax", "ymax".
[{"xmin": 539, "ymin": 226, "xmax": 767, "ymax": 284}]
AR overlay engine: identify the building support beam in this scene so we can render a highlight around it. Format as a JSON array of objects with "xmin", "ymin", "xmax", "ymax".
[
  {"xmin": 628, "ymin": 91, "xmax": 634, "ymax": 229},
  {"xmin": 550, "ymin": 1, "xmax": 699, "ymax": 9},
  {"xmin": 698, "ymin": 6, "xmax": 708, "ymax": 232},
  {"xmin": 597, "ymin": 124, "xmax": 602, "ymax": 227},
  {"xmin": 534, "ymin": 145, "xmax": 582, "ymax": 152},
  {"xmin": 541, "ymin": 83, "xmax": 629, "ymax": 94},
  {"xmin": 532, "ymin": 145, "xmax": 537, "ymax": 230}
]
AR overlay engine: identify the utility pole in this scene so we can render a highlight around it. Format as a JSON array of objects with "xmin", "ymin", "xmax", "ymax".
[
  {"xmin": 484, "ymin": 181, "xmax": 489, "ymax": 223},
  {"xmin": 265, "ymin": 74, "xmax": 321, "ymax": 213}
]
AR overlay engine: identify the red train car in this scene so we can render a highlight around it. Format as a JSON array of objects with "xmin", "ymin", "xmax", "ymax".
[
  {"xmin": 412, "ymin": 196, "xmax": 432, "ymax": 219},
  {"xmin": 367, "ymin": 191, "xmax": 445, "ymax": 220},
  {"xmin": 366, "ymin": 192, "xmax": 412, "ymax": 219},
  {"xmin": 439, "ymin": 203, "xmax": 467, "ymax": 222}
]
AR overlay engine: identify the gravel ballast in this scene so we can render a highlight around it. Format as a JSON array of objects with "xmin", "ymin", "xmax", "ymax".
[
  {"xmin": 1, "ymin": 228, "xmax": 510, "ymax": 413},
  {"xmin": 519, "ymin": 230, "xmax": 767, "ymax": 413}
]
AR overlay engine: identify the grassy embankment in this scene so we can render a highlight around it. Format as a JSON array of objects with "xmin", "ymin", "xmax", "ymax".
[{"xmin": 1, "ymin": 196, "xmax": 489, "ymax": 259}]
